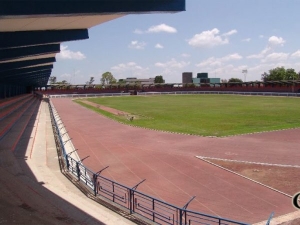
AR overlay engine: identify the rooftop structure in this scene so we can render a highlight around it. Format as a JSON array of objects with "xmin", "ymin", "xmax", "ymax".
[
  {"xmin": 0, "ymin": 0, "xmax": 185, "ymax": 98},
  {"xmin": 124, "ymin": 77, "xmax": 155, "ymax": 85}
]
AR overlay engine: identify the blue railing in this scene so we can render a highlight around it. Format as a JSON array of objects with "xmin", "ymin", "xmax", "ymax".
[{"xmin": 48, "ymin": 100, "xmax": 273, "ymax": 225}]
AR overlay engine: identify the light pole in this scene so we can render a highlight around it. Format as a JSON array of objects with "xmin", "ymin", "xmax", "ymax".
[
  {"xmin": 242, "ymin": 69, "xmax": 248, "ymax": 82},
  {"xmin": 292, "ymin": 73, "xmax": 295, "ymax": 93}
]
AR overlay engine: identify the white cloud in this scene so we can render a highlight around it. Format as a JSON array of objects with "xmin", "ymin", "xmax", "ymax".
[
  {"xmin": 57, "ymin": 45, "xmax": 86, "ymax": 60},
  {"xmin": 268, "ymin": 36, "xmax": 285, "ymax": 46},
  {"xmin": 247, "ymin": 46, "xmax": 273, "ymax": 59},
  {"xmin": 242, "ymin": 38, "xmax": 251, "ymax": 42},
  {"xmin": 111, "ymin": 62, "xmax": 149, "ymax": 78},
  {"xmin": 133, "ymin": 29, "xmax": 143, "ymax": 34},
  {"xmin": 154, "ymin": 59, "xmax": 191, "ymax": 82},
  {"xmin": 291, "ymin": 50, "xmax": 300, "ymax": 58},
  {"xmin": 61, "ymin": 73, "xmax": 71, "ymax": 78},
  {"xmin": 181, "ymin": 53, "xmax": 190, "ymax": 58},
  {"xmin": 155, "ymin": 43, "xmax": 164, "ymax": 49},
  {"xmin": 262, "ymin": 52, "xmax": 289, "ymax": 62},
  {"xmin": 247, "ymin": 54, "xmax": 264, "ymax": 59},
  {"xmin": 247, "ymin": 36, "xmax": 285, "ymax": 59},
  {"xmin": 128, "ymin": 40, "xmax": 146, "ymax": 50},
  {"xmin": 196, "ymin": 57, "xmax": 222, "ymax": 67},
  {"xmin": 196, "ymin": 53, "xmax": 242, "ymax": 67},
  {"xmin": 222, "ymin": 53, "xmax": 243, "ymax": 61},
  {"xmin": 261, "ymin": 46, "xmax": 272, "ymax": 54},
  {"xmin": 259, "ymin": 35, "xmax": 264, "ymax": 38},
  {"xmin": 222, "ymin": 29, "xmax": 237, "ymax": 36},
  {"xmin": 155, "ymin": 58, "xmax": 190, "ymax": 69},
  {"xmin": 147, "ymin": 24, "xmax": 177, "ymax": 33},
  {"xmin": 188, "ymin": 28, "xmax": 229, "ymax": 47}
]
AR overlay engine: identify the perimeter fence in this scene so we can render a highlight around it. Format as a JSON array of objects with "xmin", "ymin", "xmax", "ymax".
[
  {"xmin": 47, "ymin": 90, "xmax": 300, "ymax": 98},
  {"xmin": 48, "ymin": 99, "xmax": 273, "ymax": 225}
]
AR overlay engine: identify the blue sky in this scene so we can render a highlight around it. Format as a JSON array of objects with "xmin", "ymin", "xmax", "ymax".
[{"xmin": 53, "ymin": 0, "xmax": 300, "ymax": 84}]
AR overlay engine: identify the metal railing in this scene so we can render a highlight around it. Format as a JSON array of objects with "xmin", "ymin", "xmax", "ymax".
[
  {"xmin": 137, "ymin": 91, "xmax": 300, "ymax": 97},
  {"xmin": 48, "ymin": 100, "xmax": 273, "ymax": 225},
  {"xmin": 45, "ymin": 90, "xmax": 300, "ymax": 98},
  {"xmin": 49, "ymin": 92, "xmax": 130, "ymax": 98}
]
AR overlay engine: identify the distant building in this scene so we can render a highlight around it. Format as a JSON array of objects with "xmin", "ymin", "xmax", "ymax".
[
  {"xmin": 209, "ymin": 78, "xmax": 221, "ymax": 84},
  {"xmin": 124, "ymin": 77, "xmax": 155, "ymax": 85},
  {"xmin": 197, "ymin": 73, "xmax": 208, "ymax": 79},
  {"xmin": 192, "ymin": 73, "xmax": 220, "ymax": 86},
  {"xmin": 182, "ymin": 72, "xmax": 193, "ymax": 83}
]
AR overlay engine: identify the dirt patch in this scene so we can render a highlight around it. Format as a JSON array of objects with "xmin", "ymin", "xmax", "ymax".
[
  {"xmin": 207, "ymin": 159, "xmax": 300, "ymax": 196},
  {"xmin": 279, "ymin": 218, "xmax": 300, "ymax": 225},
  {"xmin": 79, "ymin": 100, "xmax": 129, "ymax": 116}
]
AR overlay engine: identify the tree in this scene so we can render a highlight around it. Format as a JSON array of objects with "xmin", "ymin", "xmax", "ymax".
[
  {"xmin": 49, "ymin": 76, "xmax": 57, "ymax": 84},
  {"xmin": 221, "ymin": 79, "xmax": 228, "ymax": 83},
  {"xmin": 101, "ymin": 72, "xmax": 116, "ymax": 85},
  {"xmin": 261, "ymin": 72, "xmax": 269, "ymax": 82},
  {"xmin": 154, "ymin": 75, "xmax": 165, "ymax": 83},
  {"xmin": 286, "ymin": 68, "xmax": 298, "ymax": 80},
  {"xmin": 118, "ymin": 79, "xmax": 126, "ymax": 84},
  {"xmin": 86, "ymin": 77, "xmax": 95, "ymax": 85},
  {"xmin": 261, "ymin": 67, "xmax": 298, "ymax": 81},
  {"xmin": 228, "ymin": 78, "xmax": 243, "ymax": 83}
]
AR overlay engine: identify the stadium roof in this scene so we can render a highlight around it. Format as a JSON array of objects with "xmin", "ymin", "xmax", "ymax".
[{"xmin": 0, "ymin": 0, "xmax": 185, "ymax": 88}]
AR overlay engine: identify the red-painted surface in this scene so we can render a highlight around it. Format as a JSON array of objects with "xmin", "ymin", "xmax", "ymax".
[{"xmin": 52, "ymin": 98, "xmax": 298, "ymax": 223}]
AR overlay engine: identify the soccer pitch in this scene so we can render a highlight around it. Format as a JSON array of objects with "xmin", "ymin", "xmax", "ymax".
[{"xmin": 76, "ymin": 94, "xmax": 300, "ymax": 137}]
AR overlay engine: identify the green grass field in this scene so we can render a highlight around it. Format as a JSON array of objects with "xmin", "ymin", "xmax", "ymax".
[{"xmin": 75, "ymin": 94, "xmax": 300, "ymax": 137}]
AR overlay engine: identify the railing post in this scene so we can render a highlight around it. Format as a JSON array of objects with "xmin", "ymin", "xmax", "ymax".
[
  {"xmin": 266, "ymin": 212, "xmax": 274, "ymax": 225},
  {"xmin": 112, "ymin": 182, "xmax": 115, "ymax": 202},
  {"xmin": 179, "ymin": 209, "xmax": 183, "ymax": 225},
  {"xmin": 152, "ymin": 198, "xmax": 155, "ymax": 222},
  {"xmin": 129, "ymin": 189, "xmax": 132, "ymax": 213},
  {"xmin": 65, "ymin": 154, "xmax": 70, "ymax": 171},
  {"xmin": 181, "ymin": 196, "xmax": 196, "ymax": 225},
  {"xmin": 129, "ymin": 179, "xmax": 146, "ymax": 215},
  {"xmin": 93, "ymin": 173, "xmax": 98, "ymax": 196},
  {"xmin": 76, "ymin": 161, "xmax": 80, "ymax": 180},
  {"xmin": 94, "ymin": 166, "xmax": 109, "ymax": 197},
  {"xmin": 129, "ymin": 189, "xmax": 133, "ymax": 214}
]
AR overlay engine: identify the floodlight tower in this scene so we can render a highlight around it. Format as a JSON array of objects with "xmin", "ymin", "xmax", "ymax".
[{"xmin": 242, "ymin": 69, "xmax": 248, "ymax": 82}]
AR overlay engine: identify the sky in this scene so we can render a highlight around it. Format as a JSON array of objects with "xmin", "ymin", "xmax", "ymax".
[{"xmin": 52, "ymin": 0, "xmax": 300, "ymax": 84}]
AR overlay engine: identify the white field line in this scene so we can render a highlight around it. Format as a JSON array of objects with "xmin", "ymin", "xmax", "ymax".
[
  {"xmin": 195, "ymin": 156, "xmax": 293, "ymax": 198},
  {"xmin": 197, "ymin": 156, "xmax": 300, "ymax": 168}
]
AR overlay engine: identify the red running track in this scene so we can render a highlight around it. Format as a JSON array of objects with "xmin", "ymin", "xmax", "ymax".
[{"xmin": 52, "ymin": 98, "xmax": 298, "ymax": 223}]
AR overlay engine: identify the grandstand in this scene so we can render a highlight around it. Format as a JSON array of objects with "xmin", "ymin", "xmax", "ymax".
[
  {"xmin": 0, "ymin": 1, "xmax": 192, "ymax": 224},
  {"xmin": 40, "ymin": 80, "xmax": 300, "ymax": 95}
]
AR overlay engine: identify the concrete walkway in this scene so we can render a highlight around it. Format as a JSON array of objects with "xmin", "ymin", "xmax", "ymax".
[{"xmin": 0, "ymin": 99, "xmax": 135, "ymax": 225}]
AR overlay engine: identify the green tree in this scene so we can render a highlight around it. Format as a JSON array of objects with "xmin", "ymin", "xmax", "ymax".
[
  {"xmin": 261, "ymin": 72, "xmax": 269, "ymax": 82},
  {"xmin": 228, "ymin": 78, "xmax": 243, "ymax": 83},
  {"xmin": 261, "ymin": 67, "xmax": 298, "ymax": 81},
  {"xmin": 154, "ymin": 75, "xmax": 165, "ymax": 83},
  {"xmin": 49, "ymin": 76, "xmax": 57, "ymax": 84},
  {"xmin": 101, "ymin": 72, "xmax": 116, "ymax": 85},
  {"xmin": 55, "ymin": 80, "xmax": 69, "ymax": 85},
  {"xmin": 86, "ymin": 77, "xmax": 95, "ymax": 85},
  {"xmin": 117, "ymin": 79, "xmax": 126, "ymax": 84},
  {"xmin": 285, "ymin": 68, "xmax": 298, "ymax": 80}
]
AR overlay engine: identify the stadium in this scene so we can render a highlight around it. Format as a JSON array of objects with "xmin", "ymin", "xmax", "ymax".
[{"xmin": 0, "ymin": 1, "xmax": 300, "ymax": 225}]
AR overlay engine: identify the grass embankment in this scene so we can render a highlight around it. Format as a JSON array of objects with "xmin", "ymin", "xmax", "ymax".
[{"xmin": 75, "ymin": 95, "xmax": 300, "ymax": 137}]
